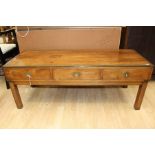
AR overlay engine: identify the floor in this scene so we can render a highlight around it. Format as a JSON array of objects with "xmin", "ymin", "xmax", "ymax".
[{"xmin": 0, "ymin": 76, "xmax": 155, "ymax": 128}]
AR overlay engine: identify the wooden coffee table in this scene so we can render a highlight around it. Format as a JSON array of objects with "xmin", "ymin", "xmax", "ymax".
[{"xmin": 3, "ymin": 49, "xmax": 153, "ymax": 110}]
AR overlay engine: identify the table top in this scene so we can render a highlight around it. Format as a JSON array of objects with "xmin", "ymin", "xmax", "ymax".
[{"xmin": 4, "ymin": 49, "xmax": 153, "ymax": 67}]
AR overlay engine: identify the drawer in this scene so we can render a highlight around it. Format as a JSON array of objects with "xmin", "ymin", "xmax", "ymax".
[
  {"xmin": 4, "ymin": 67, "xmax": 52, "ymax": 81},
  {"xmin": 102, "ymin": 67, "xmax": 152, "ymax": 81},
  {"xmin": 53, "ymin": 68, "xmax": 101, "ymax": 80}
]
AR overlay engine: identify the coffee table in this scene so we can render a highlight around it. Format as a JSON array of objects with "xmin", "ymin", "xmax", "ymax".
[{"xmin": 3, "ymin": 49, "xmax": 153, "ymax": 110}]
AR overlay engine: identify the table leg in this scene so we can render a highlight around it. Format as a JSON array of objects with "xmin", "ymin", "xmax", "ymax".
[
  {"xmin": 9, "ymin": 82, "xmax": 23, "ymax": 109},
  {"xmin": 134, "ymin": 81, "xmax": 148, "ymax": 110}
]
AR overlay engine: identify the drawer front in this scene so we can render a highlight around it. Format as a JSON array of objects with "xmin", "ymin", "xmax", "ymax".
[
  {"xmin": 4, "ymin": 67, "xmax": 52, "ymax": 81},
  {"xmin": 53, "ymin": 68, "xmax": 101, "ymax": 80},
  {"xmin": 102, "ymin": 67, "xmax": 152, "ymax": 81}
]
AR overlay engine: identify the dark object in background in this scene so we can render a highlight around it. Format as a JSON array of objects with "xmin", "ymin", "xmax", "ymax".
[
  {"xmin": 126, "ymin": 26, "xmax": 155, "ymax": 79},
  {"xmin": 0, "ymin": 28, "xmax": 20, "ymax": 88},
  {"xmin": 0, "ymin": 28, "xmax": 19, "ymax": 64}
]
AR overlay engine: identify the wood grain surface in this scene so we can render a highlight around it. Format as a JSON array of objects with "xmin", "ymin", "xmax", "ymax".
[{"xmin": 3, "ymin": 49, "xmax": 153, "ymax": 67}]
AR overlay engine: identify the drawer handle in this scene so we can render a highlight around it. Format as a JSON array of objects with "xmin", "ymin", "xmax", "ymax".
[
  {"xmin": 123, "ymin": 72, "xmax": 129, "ymax": 78},
  {"xmin": 72, "ymin": 72, "xmax": 81, "ymax": 77},
  {"xmin": 25, "ymin": 73, "xmax": 32, "ymax": 85}
]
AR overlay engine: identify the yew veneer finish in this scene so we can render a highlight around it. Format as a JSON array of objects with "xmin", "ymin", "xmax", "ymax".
[{"xmin": 3, "ymin": 49, "xmax": 154, "ymax": 110}]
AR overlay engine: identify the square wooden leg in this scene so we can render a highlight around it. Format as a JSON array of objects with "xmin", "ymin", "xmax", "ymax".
[
  {"xmin": 9, "ymin": 82, "xmax": 23, "ymax": 109},
  {"xmin": 134, "ymin": 81, "xmax": 148, "ymax": 110}
]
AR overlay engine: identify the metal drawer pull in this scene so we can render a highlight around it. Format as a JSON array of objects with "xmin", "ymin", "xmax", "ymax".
[
  {"xmin": 25, "ymin": 73, "xmax": 32, "ymax": 85},
  {"xmin": 123, "ymin": 72, "xmax": 129, "ymax": 78},
  {"xmin": 72, "ymin": 72, "xmax": 81, "ymax": 77}
]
